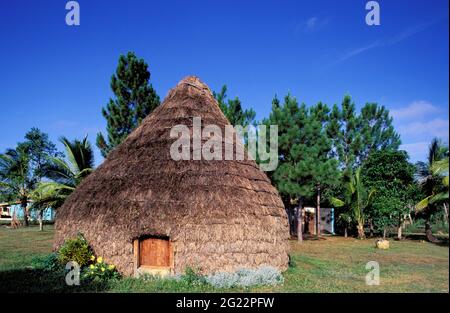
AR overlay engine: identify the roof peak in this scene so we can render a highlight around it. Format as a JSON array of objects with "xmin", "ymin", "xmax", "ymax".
[
  {"xmin": 177, "ymin": 76, "xmax": 209, "ymax": 90},
  {"xmin": 163, "ymin": 75, "xmax": 215, "ymax": 104}
]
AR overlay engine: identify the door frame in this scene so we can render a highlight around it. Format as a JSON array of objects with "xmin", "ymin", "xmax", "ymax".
[{"xmin": 133, "ymin": 236, "xmax": 174, "ymax": 277}]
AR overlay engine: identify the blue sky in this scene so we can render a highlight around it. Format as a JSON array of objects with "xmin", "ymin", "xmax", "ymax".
[{"xmin": 0, "ymin": 0, "xmax": 448, "ymax": 165}]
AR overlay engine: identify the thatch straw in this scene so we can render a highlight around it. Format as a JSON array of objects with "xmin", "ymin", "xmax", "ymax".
[{"xmin": 54, "ymin": 76, "xmax": 289, "ymax": 276}]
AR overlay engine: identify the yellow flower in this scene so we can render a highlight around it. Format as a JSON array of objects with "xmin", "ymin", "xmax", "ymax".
[
  {"xmin": 90, "ymin": 255, "xmax": 95, "ymax": 261},
  {"xmin": 97, "ymin": 257, "xmax": 103, "ymax": 263},
  {"xmin": 101, "ymin": 267, "xmax": 105, "ymax": 272},
  {"xmin": 89, "ymin": 264, "xmax": 94, "ymax": 269},
  {"xmin": 108, "ymin": 264, "xmax": 115, "ymax": 270}
]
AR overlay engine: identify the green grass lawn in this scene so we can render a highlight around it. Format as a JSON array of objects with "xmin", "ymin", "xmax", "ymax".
[{"xmin": 0, "ymin": 225, "xmax": 448, "ymax": 293}]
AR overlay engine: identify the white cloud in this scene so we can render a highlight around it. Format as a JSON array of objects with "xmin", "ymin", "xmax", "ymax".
[
  {"xmin": 297, "ymin": 16, "xmax": 329, "ymax": 33},
  {"xmin": 390, "ymin": 101, "xmax": 440, "ymax": 120},
  {"xmin": 392, "ymin": 100, "xmax": 449, "ymax": 162},
  {"xmin": 398, "ymin": 118, "xmax": 449, "ymax": 140},
  {"xmin": 336, "ymin": 20, "xmax": 438, "ymax": 64},
  {"xmin": 306, "ymin": 17, "xmax": 319, "ymax": 30},
  {"xmin": 399, "ymin": 141, "xmax": 430, "ymax": 162},
  {"xmin": 338, "ymin": 41, "xmax": 381, "ymax": 63}
]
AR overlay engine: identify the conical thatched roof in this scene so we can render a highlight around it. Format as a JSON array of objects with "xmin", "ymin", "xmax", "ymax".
[{"xmin": 54, "ymin": 76, "xmax": 289, "ymax": 276}]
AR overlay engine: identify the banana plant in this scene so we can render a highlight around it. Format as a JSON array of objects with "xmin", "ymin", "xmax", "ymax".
[
  {"xmin": 331, "ymin": 167, "xmax": 375, "ymax": 239},
  {"xmin": 31, "ymin": 136, "xmax": 94, "ymax": 218}
]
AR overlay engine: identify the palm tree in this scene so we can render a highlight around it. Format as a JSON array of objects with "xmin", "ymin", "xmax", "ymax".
[
  {"xmin": 337, "ymin": 212, "xmax": 352, "ymax": 238},
  {"xmin": 0, "ymin": 147, "xmax": 36, "ymax": 226},
  {"xmin": 415, "ymin": 138, "xmax": 449, "ymax": 242},
  {"xmin": 332, "ymin": 167, "xmax": 375, "ymax": 239},
  {"xmin": 31, "ymin": 136, "xmax": 94, "ymax": 229}
]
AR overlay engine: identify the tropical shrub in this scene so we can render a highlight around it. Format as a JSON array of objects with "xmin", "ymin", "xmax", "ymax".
[
  {"xmin": 31, "ymin": 253, "xmax": 60, "ymax": 271},
  {"xmin": 58, "ymin": 234, "xmax": 93, "ymax": 266},
  {"xmin": 83, "ymin": 256, "xmax": 120, "ymax": 281}
]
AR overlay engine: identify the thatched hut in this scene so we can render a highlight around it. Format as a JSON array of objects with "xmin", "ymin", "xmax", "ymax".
[{"xmin": 54, "ymin": 76, "xmax": 289, "ymax": 276}]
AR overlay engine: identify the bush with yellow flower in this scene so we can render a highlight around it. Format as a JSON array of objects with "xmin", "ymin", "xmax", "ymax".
[{"xmin": 82, "ymin": 256, "xmax": 120, "ymax": 281}]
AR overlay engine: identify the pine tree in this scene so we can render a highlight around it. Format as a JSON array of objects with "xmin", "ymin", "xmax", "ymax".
[
  {"xmin": 327, "ymin": 95, "xmax": 400, "ymax": 174},
  {"xmin": 328, "ymin": 96, "xmax": 401, "ymax": 237},
  {"xmin": 96, "ymin": 52, "xmax": 160, "ymax": 157},
  {"xmin": 327, "ymin": 95, "xmax": 363, "ymax": 176},
  {"xmin": 264, "ymin": 95, "xmax": 339, "ymax": 241},
  {"xmin": 359, "ymin": 103, "xmax": 401, "ymax": 162},
  {"xmin": 213, "ymin": 85, "xmax": 256, "ymax": 127}
]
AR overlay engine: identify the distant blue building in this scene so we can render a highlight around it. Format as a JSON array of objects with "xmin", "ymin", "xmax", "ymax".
[{"xmin": 0, "ymin": 202, "xmax": 55, "ymax": 222}]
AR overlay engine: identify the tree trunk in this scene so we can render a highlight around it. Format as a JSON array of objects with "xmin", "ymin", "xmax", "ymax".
[
  {"xmin": 344, "ymin": 227, "xmax": 348, "ymax": 238},
  {"xmin": 286, "ymin": 208, "xmax": 293, "ymax": 236},
  {"xmin": 38, "ymin": 210, "xmax": 44, "ymax": 231},
  {"xmin": 425, "ymin": 220, "xmax": 440, "ymax": 243},
  {"xmin": 397, "ymin": 218, "xmax": 403, "ymax": 240},
  {"xmin": 368, "ymin": 219, "xmax": 374, "ymax": 238},
  {"xmin": 443, "ymin": 203, "xmax": 449, "ymax": 225},
  {"xmin": 297, "ymin": 199, "xmax": 303, "ymax": 243},
  {"xmin": 21, "ymin": 200, "xmax": 29, "ymax": 227},
  {"xmin": 315, "ymin": 186, "xmax": 321, "ymax": 237},
  {"xmin": 383, "ymin": 228, "xmax": 387, "ymax": 239},
  {"xmin": 356, "ymin": 223, "xmax": 365, "ymax": 239}
]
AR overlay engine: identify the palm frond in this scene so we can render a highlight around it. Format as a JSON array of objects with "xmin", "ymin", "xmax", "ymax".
[
  {"xmin": 60, "ymin": 136, "xmax": 94, "ymax": 175},
  {"xmin": 415, "ymin": 196, "xmax": 431, "ymax": 211},
  {"xmin": 331, "ymin": 197, "xmax": 345, "ymax": 207},
  {"xmin": 429, "ymin": 191, "xmax": 449, "ymax": 204}
]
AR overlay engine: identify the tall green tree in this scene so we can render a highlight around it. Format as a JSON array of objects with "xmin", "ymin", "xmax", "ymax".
[
  {"xmin": 0, "ymin": 128, "xmax": 60, "ymax": 226},
  {"xmin": 359, "ymin": 103, "xmax": 401, "ymax": 161},
  {"xmin": 19, "ymin": 127, "xmax": 63, "ymax": 179},
  {"xmin": 96, "ymin": 52, "xmax": 160, "ymax": 157},
  {"xmin": 0, "ymin": 147, "xmax": 35, "ymax": 226},
  {"xmin": 328, "ymin": 96, "xmax": 400, "ymax": 175},
  {"xmin": 332, "ymin": 167, "xmax": 375, "ymax": 239},
  {"xmin": 415, "ymin": 138, "xmax": 449, "ymax": 242},
  {"xmin": 264, "ymin": 95, "xmax": 339, "ymax": 241},
  {"xmin": 213, "ymin": 85, "xmax": 256, "ymax": 126},
  {"xmin": 362, "ymin": 150, "xmax": 416, "ymax": 239},
  {"xmin": 328, "ymin": 96, "xmax": 400, "ymax": 236},
  {"xmin": 327, "ymin": 96, "xmax": 363, "ymax": 176}
]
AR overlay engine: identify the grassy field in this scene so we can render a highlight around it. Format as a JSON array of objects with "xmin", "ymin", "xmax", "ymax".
[{"xmin": 0, "ymin": 225, "xmax": 448, "ymax": 293}]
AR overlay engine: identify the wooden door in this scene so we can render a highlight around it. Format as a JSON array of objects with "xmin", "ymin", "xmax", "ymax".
[{"xmin": 139, "ymin": 237, "xmax": 172, "ymax": 267}]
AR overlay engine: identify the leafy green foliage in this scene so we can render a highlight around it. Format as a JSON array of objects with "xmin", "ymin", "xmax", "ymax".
[
  {"xmin": 415, "ymin": 138, "xmax": 449, "ymax": 215},
  {"xmin": 57, "ymin": 234, "xmax": 93, "ymax": 267},
  {"xmin": 18, "ymin": 128, "xmax": 63, "ymax": 180},
  {"xmin": 0, "ymin": 146, "xmax": 35, "ymax": 204},
  {"xmin": 0, "ymin": 145, "xmax": 36, "ymax": 226},
  {"xmin": 359, "ymin": 103, "xmax": 401, "ymax": 161},
  {"xmin": 336, "ymin": 212, "xmax": 352, "ymax": 235},
  {"xmin": 265, "ymin": 96, "xmax": 339, "ymax": 200},
  {"xmin": 0, "ymin": 128, "xmax": 61, "ymax": 226},
  {"xmin": 31, "ymin": 253, "xmax": 60, "ymax": 271},
  {"xmin": 263, "ymin": 94, "xmax": 339, "ymax": 233},
  {"xmin": 96, "ymin": 52, "xmax": 160, "ymax": 157},
  {"xmin": 213, "ymin": 85, "xmax": 256, "ymax": 127},
  {"xmin": 32, "ymin": 136, "xmax": 95, "ymax": 210},
  {"xmin": 176, "ymin": 267, "xmax": 208, "ymax": 287},
  {"xmin": 83, "ymin": 256, "xmax": 120, "ymax": 281},
  {"xmin": 331, "ymin": 167, "xmax": 375, "ymax": 238},
  {"xmin": 327, "ymin": 96, "xmax": 400, "ymax": 175},
  {"xmin": 362, "ymin": 150, "xmax": 417, "ymax": 236}
]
